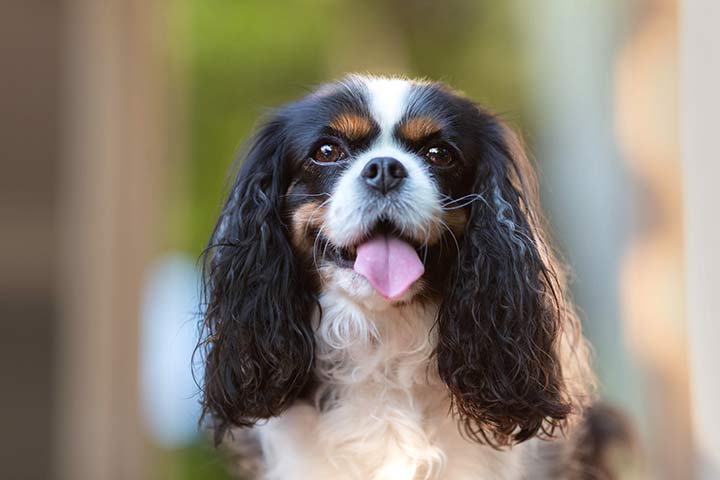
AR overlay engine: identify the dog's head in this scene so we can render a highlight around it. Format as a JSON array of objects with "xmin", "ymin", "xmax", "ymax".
[{"xmin": 199, "ymin": 75, "xmax": 588, "ymax": 446}]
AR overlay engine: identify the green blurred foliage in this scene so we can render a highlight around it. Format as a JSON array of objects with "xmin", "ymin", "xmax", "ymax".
[{"xmin": 152, "ymin": 440, "xmax": 234, "ymax": 480}]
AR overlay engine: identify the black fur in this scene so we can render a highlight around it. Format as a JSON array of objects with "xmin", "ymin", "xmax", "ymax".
[{"xmin": 198, "ymin": 116, "xmax": 317, "ymax": 444}]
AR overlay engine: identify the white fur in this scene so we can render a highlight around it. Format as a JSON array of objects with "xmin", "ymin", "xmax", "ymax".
[
  {"xmin": 324, "ymin": 143, "xmax": 441, "ymax": 248},
  {"xmin": 256, "ymin": 285, "xmax": 541, "ymax": 480},
  {"xmin": 363, "ymin": 75, "xmax": 411, "ymax": 134}
]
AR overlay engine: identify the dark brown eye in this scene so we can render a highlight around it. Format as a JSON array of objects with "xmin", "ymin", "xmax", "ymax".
[
  {"xmin": 424, "ymin": 145, "xmax": 453, "ymax": 166},
  {"xmin": 312, "ymin": 143, "xmax": 346, "ymax": 163}
]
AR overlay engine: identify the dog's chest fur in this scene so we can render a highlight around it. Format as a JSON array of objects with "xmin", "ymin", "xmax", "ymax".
[{"xmin": 253, "ymin": 288, "xmax": 551, "ymax": 480}]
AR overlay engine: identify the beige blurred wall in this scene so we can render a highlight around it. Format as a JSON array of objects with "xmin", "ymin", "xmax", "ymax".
[{"xmin": 682, "ymin": 1, "xmax": 720, "ymax": 479}]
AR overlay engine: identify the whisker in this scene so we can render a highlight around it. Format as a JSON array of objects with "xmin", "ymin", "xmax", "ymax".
[
  {"xmin": 304, "ymin": 198, "xmax": 332, "ymax": 237},
  {"xmin": 312, "ymin": 224, "xmax": 326, "ymax": 272},
  {"xmin": 437, "ymin": 217, "xmax": 462, "ymax": 285},
  {"xmin": 283, "ymin": 192, "xmax": 331, "ymax": 199},
  {"xmin": 320, "ymin": 232, "xmax": 332, "ymax": 269},
  {"xmin": 417, "ymin": 221, "xmax": 433, "ymax": 264},
  {"xmin": 421, "ymin": 234, "xmax": 429, "ymax": 264},
  {"xmin": 440, "ymin": 193, "xmax": 478, "ymax": 206},
  {"xmin": 441, "ymin": 194, "xmax": 488, "ymax": 211}
]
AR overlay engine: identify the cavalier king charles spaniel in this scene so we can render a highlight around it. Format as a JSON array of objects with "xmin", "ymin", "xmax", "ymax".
[{"xmin": 197, "ymin": 75, "xmax": 629, "ymax": 479}]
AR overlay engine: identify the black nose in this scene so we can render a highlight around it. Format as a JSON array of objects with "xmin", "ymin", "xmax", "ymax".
[{"xmin": 360, "ymin": 157, "xmax": 408, "ymax": 194}]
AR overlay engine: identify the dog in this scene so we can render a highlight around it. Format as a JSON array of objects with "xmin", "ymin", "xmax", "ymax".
[{"xmin": 197, "ymin": 75, "xmax": 630, "ymax": 479}]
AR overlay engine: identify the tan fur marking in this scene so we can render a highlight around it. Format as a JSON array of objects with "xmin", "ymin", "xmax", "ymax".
[
  {"xmin": 422, "ymin": 210, "xmax": 468, "ymax": 245},
  {"xmin": 444, "ymin": 210, "xmax": 467, "ymax": 235},
  {"xmin": 328, "ymin": 112, "xmax": 373, "ymax": 141},
  {"xmin": 398, "ymin": 116, "xmax": 442, "ymax": 142},
  {"xmin": 291, "ymin": 201, "xmax": 327, "ymax": 253}
]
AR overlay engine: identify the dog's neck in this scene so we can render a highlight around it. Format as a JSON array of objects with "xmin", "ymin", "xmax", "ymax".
[
  {"xmin": 311, "ymin": 287, "xmax": 449, "ymax": 477},
  {"xmin": 314, "ymin": 287, "xmax": 440, "ymax": 389}
]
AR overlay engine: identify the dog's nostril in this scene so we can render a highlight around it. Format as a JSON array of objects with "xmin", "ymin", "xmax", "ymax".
[
  {"xmin": 387, "ymin": 160, "xmax": 408, "ymax": 179},
  {"xmin": 361, "ymin": 157, "xmax": 407, "ymax": 194},
  {"xmin": 362, "ymin": 162, "xmax": 380, "ymax": 180}
]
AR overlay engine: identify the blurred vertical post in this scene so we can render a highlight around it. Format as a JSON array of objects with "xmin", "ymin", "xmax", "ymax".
[
  {"xmin": 54, "ymin": 0, "xmax": 167, "ymax": 478},
  {"xmin": 681, "ymin": 1, "xmax": 720, "ymax": 478},
  {"xmin": 0, "ymin": 1, "xmax": 62, "ymax": 479},
  {"xmin": 614, "ymin": 0, "xmax": 691, "ymax": 477}
]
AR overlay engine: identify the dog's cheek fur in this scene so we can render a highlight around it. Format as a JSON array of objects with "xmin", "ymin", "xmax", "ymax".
[
  {"xmin": 436, "ymin": 114, "xmax": 583, "ymax": 447},
  {"xmin": 197, "ymin": 116, "xmax": 317, "ymax": 445},
  {"xmin": 290, "ymin": 200, "xmax": 328, "ymax": 257}
]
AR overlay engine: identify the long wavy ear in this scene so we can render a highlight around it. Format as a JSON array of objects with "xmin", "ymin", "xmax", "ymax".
[
  {"xmin": 198, "ymin": 115, "xmax": 316, "ymax": 444},
  {"xmin": 436, "ymin": 113, "xmax": 589, "ymax": 447}
]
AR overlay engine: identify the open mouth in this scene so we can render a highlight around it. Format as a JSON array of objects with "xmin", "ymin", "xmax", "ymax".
[
  {"xmin": 324, "ymin": 220, "xmax": 422, "ymax": 267},
  {"xmin": 322, "ymin": 220, "xmax": 426, "ymax": 299}
]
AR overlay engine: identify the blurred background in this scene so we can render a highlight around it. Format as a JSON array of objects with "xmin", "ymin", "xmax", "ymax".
[{"xmin": 2, "ymin": 0, "xmax": 717, "ymax": 479}]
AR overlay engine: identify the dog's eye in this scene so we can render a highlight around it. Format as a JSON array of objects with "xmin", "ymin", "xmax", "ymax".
[
  {"xmin": 424, "ymin": 145, "xmax": 453, "ymax": 166},
  {"xmin": 312, "ymin": 143, "xmax": 346, "ymax": 163}
]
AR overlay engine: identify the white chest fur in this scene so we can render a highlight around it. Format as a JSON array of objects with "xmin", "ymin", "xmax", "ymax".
[{"xmin": 255, "ymin": 287, "xmax": 536, "ymax": 480}]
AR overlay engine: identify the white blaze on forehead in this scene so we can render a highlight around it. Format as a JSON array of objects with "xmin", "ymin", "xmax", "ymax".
[
  {"xmin": 324, "ymin": 76, "xmax": 441, "ymax": 260},
  {"xmin": 361, "ymin": 77, "xmax": 412, "ymax": 138}
]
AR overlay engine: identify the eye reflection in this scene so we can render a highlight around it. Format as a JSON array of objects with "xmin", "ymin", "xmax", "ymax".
[
  {"xmin": 424, "ymin": 145, "xmax": 453, "ymax": 166},
  {"xmin": 312, "ymin": 143, "xmax": 346, "ymax": 163}
]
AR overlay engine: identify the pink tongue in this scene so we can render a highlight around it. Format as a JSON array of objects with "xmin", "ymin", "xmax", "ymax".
[{"xmin": 353, "ymin": 235, "xmax": 425, "ymax": 299}]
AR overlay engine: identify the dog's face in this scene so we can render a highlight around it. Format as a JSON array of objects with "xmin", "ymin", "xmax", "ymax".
[
  {"xmin": 283, "ymin": 77, "xmax": 479, "ymax": 304},
  {"xmin": 200, "ymin": 76, "xmax": 585, "ymax": 447}
]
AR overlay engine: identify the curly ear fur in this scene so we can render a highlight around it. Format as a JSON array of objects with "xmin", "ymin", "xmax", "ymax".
[
  {"xmin": 198, "ymin": 116, "xmax": 316, "ymax": 444},
  {"xmin": 436, "ymin": 113, "xmax": 590, "ymax": 447}
]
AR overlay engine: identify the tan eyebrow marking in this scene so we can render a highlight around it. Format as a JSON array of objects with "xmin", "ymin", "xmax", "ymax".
[
  {"xmin": 328, "ymin": 112, "xmax": 373, "ymax": 141},
  {"xmin": 397, "ymin": 116, "xmax": 442, "ymax": 142}
]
